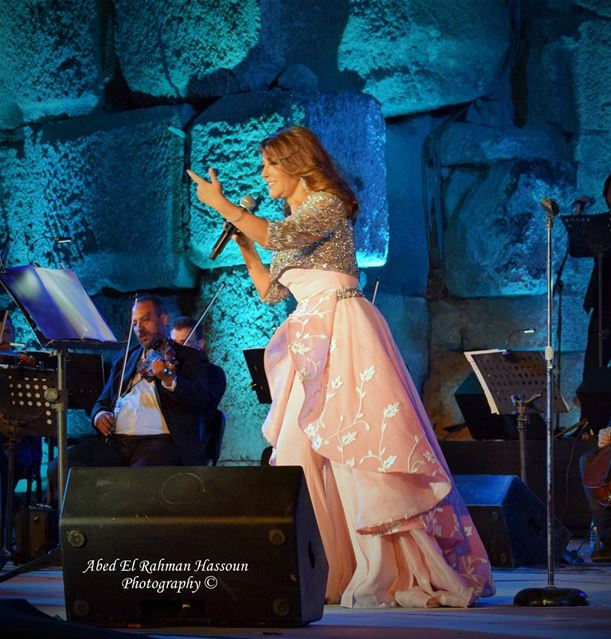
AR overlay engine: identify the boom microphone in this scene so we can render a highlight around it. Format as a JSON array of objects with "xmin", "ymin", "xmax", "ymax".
[
  {"xmin": 540, "ymin": 198, "xmax": 559, "ymax": 217},
  {"xmin": 572, "ymin": 195, "xmax": 594, "ymax": 214},
  {"xmin": 209, "ymin": 195, "xmax": 256, "ymax": 260}
]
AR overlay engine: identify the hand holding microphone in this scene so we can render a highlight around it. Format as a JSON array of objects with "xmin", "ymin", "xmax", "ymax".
[
  {"xmin": 186, "ymin": 168, "xmax": 257, "ymax": 260},
  {"xmin": 209, "ymin": 195, "xmax": 256, "ymax": 260}
]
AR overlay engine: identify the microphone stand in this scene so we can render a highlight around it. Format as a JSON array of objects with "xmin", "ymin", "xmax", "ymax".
[
  {"xmin": 553, "ymin": 236, "xmax": 570, "ymax": 434},
  {"xmin": 513, "ymin": 203, "xmax": 588, "ymax": 607}
]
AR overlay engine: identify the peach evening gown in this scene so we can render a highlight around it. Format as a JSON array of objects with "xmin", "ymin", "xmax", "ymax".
[{"xmin": 262, "ymin": 267, "xmax": 495, "ymax": 608}]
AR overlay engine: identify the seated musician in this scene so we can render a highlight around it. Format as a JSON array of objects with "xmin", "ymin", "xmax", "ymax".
[
  {"xmin": 170, "ymin": 315, "xmax": 227, "ymax": 464},
  {"xmin": 580, "ymin": 426, "xmax": 611, "ymax": 562},
  {"xmin": 49, "ymin": 295, "xmax": 226, "ymax": 483},
  {"xmin": 170, "ymin": 315, "xmax": 206, "ymax": 352},
  {"xmin": 579, "ymin": 175, "xmax": 611, "ymax": 563}
]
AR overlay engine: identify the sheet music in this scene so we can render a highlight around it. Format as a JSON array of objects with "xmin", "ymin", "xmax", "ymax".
[
  {"xmin": 464, "ymin": 349, "xmax": 505, "ymax": 414},
  {"xmin": 1, "ymin": 265, "xmax": 117, "ymax": 346},
  {"xmin": 464, "ymin": 349, "xmax": 570, "ymax": 416}
]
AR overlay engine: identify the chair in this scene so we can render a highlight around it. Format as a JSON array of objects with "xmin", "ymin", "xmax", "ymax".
[{"xmin": 202, "ymin": 409, "xmax": 226, "ymax": 466}]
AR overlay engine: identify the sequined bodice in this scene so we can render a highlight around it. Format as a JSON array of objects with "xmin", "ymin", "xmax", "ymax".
[{"xmin": 263, "ymin": 191, "xmax": 359, "ymax": 304}]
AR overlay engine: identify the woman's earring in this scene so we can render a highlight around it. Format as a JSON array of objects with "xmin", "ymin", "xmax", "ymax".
[{"xmin": 299, "ymin": 177, "xmax": 309, "ymax": 191}]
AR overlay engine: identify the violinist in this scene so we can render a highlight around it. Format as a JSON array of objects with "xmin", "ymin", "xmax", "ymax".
[
  {"xmin": 49, "ymin": 295, "xmax": 226, "ymax": 480},
  {"xmin": 171, "ymin": 315, "xmax": 206, "ymax": 352}
]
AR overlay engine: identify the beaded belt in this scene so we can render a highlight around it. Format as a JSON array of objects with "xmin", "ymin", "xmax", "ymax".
[{"xmin": 336, "ymin": 287, "xmax": 364, "ymax": 301}]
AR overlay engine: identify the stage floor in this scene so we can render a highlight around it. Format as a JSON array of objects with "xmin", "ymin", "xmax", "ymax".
[{"xmin": 1, "ymin": 546, "xmax": 610, "ymax": 639}]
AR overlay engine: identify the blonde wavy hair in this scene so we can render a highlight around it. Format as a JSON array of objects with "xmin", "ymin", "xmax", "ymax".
[{"xmin": 260, "ymin": 126, "xmax": 359, "ymax": 221}]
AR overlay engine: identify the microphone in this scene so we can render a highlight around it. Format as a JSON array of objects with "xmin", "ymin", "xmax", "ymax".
[
  {"xmin": 540, "ymin": 198, "xmax": 559, "ymax": 217},
  {"xmin": 572, "ymin": 195, "xmax": 594, "ymax": 214},
  {"xmin": 209, "ymin": 195, "xmax": 256, "ymax": 260}
]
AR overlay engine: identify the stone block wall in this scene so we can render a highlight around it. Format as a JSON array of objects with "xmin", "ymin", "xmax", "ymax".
[{"xmin": 1, "ymin": 0, "xmax": 610, "ymax": 463}]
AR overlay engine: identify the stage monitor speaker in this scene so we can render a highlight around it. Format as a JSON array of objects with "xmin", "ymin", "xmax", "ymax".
[
  {"xmin": 60, "ymin": 466, "xmax": 328, "ymax": 628},
  {"xmin": 454, "ymin": 474, "xmax": 570, "ymax": 568},
  {"xmin": 577, "ymin": 367, "xmax": 611, "ymax": 432},
  {"xmin": 454, "ymin": 372, "xmax": 546, "ymax": 440}
]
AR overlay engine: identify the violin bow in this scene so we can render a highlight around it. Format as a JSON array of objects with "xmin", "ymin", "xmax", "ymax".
[
  {"xmin": 112, "ymin": 296, "xmax": 138, "ymax": 412},
  {"xmin": 0, "ymin": 310, "xmax": 8, "ymax": 345},
  {"xmin": 371, "ymin": 278, "xmax": 380, "ymax": 305},
  {"xmin": 183, "ymin": 282, "xmax": 226, "ymax": 348}
]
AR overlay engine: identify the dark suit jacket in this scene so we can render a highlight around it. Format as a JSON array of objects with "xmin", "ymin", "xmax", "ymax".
[
  {"xmin": 583, "ymin": 214, "xmax": 611, "ymax": 314},
  {"xmin": 584, "ymin": 254, "xmax": 611, "ymax": 314},
  {"xmin": 91, "ymin": 341, "xmax": 226, "ymax": 465}
]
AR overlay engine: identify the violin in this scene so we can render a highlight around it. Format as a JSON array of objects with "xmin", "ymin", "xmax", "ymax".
[
  {"xmin": 136, "ymin": 339, "xmax": 177, "ymax": 381},
  {"xmin": 583, "ymin": 445, "xmax": 611, "ymax": 508}
]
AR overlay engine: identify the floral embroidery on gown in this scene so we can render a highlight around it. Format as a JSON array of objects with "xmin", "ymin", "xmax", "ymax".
[{"xmin": 261, "ymin": 192, "xmax": 494, "ymax": 608}]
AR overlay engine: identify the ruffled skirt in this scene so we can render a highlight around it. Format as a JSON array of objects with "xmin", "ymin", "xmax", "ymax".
[{"xmin": 262, "ymin": 269, "xmax": 494, "ymax": 608}]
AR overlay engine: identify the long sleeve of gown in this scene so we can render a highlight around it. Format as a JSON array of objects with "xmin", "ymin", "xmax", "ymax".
[{"xmin": 267, "ymin": 192, "xmax": 345, "ymax": 250}]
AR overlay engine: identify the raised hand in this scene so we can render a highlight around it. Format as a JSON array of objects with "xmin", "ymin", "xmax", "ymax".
[{"xmin": 187, "ymin": 168, "xmax": 225, "ymax": 210}]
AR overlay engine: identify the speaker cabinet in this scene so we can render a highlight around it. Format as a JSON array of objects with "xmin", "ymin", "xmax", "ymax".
[
  {"xmin": 60, "ymin": 466, "xmax": 328, "ymax": 628},
  {"xmin": 454, "ymin": 373, "xmax": 546, "ymax": 440},
  {"xmin": 454, "ymin": 474, "xmax": 570, "ymax": 568}
]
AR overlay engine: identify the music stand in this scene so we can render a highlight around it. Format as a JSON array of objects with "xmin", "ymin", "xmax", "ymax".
[
  {"xmin": 243, "ymin": 348, "xmax": 273, "ymax": 465},
  {"xmin": 25, "ymin": 351, "xmax": 106, "ymax": 412},
  {"xmin": 561, "ymin": 214, "xmax": 611, "ymax": 366},
  {"xmin": 464, "ymin": 349, "xmax": 570, "ymax": 486},
  {"xmin": 0, "ymin": 265, "xmax": 117, "ymax": 582},
  {"xmin": 243, "ymin": 348, "xmax": 272, "ymax": 404},
  {"xmin": 0, "ymin": 366, "xmax": 56, "ymax": 558}
]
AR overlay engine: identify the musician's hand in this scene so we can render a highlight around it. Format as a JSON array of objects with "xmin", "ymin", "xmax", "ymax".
[
  {"xmin": 187, "ymin": 168, "xmax": 226, "ymax": 211},
  {"xmin": 94, "ymin": 411, "xmax": 115, "ymax": 437},
  {"xmin": 598, "ymin": 426, "xmax": 611, "ymax": 448},
  {"xmin": 150, "ymin": 358, "xmax": 177, "ymax": 385}
]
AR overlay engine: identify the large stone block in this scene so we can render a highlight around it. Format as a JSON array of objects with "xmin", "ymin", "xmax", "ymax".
[
  {"xmin": 113, "ymin": 0, "xmax": 261, "ymax": 98},
  {"xmin": 427, "ymin": 293, "xmax": 589, "ymax": 357},
  {"xmin": 575, "ymin": 20, "xmax": 611, "ymax": 136},
  {"xmin": 575, "ymin": 0, "xmax": 611, "ymax": 17},
  {"xmin": 371, "ymin": 292, "xmax": 429, "ymax": 394},
  {"xmin": 1, "ymin": 106, "xmax": 196, "ymax": 294},
  {"xmin": 378, "ymin": 116, "xmax": 432, "ymax": 297},
  {"xmin": 423, "ymin": 297, "xmax": 587, "ymax": 434},
  {"xmin": 438, "ymin": 122, "xmax": 572, "ymax": 165},
  {"xmin": 113, "ymin": 1, "xmax": 366, "ymax": 98},
  {"xmin": 524, "ymin": 17, "xmax": 579, "ymax": 134},
  {"xmin": 574, "ymin": 20, "xmax": 611, "ymax": 198},
  {"xmin": 443, "ymin": 160, "xmax": 578, "ymax": 298},
  {"xmin": 0, "ymin": 0, "xmax": 108, "ymax": 128},
  {"xmin": 198, "ymin": 267, "xmax": 291, "ymax": 464},
  {"xmin": 186, "ymin": 91, "xmax": 388, "ymax": 270},
  {"xmin": 337, "ymin": 0, "xmax": 512, "ymax": 117}
]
